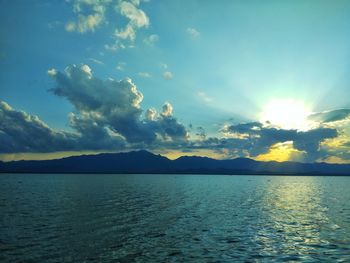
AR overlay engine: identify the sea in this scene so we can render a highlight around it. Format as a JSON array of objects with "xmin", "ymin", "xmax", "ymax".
[{"xmin": 1, "ymin": 174, "xmax": 350, "ymax": 262}]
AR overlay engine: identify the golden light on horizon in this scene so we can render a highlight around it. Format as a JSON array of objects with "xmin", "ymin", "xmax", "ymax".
[
  {"xmin": 160, "ymin": 149, "xmax": 227, "ymax": 160},
  {"xmin": 254, "ymin": 141, "xmax": 305, "ymax": 162}
]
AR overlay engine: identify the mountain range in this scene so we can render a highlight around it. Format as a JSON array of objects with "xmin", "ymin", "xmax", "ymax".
[{"xmin": 0, "ymin": 150, "xmax": 349, "ymax": 175}]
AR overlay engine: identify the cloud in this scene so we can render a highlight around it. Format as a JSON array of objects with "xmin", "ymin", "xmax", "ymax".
[
  {"xmin": 161, "ymin": 102, "xmax": 173, "ymax": 117},
  {"xmin": 118, "ymin": 1, "xmax": 149, "ymax": 28},
  {"xmin": 163, "ymin": 71, "xmax": 173, "ymax": 80},
  {"xmin": 294, "ymin": 128, "xmax": 338, "ymax": 161},
  {"xmin": 344, "ymin": 141, "xmax": 350, "ymax": 147},
  {"xmin": 221, "ymin": 122, "xmax": 338, "ymax": 161},
  {"xmin": 49, "ymin": 64, "xmax": 145, "ymax": 142},
  {"xmin": 1, "ymin": 86, "xmax": 346, "ymax": 162},
  {"xmin": 116, "ymin": 62, "xmax": 126, "ymax": 71},
  {"xmin": 145, "ymin": 108, "xmax": 157, "ymax": 121},
  {"xmin": 186, "ymin": 27, "xmax": 200, "ymax": 38},
  {"xmin": 68, "ymin": 111, "xmax": 126, "ymax": 150},
  {"xmin": 65, "ymin": 0, "xmax": 108, "ymax": 33},
  {"xmin": 115, "ymin": 24, "xmax": 136, "ymax": 41},
  {"xmin": 1, "ymin": 64, "xmax": 190, "ymax": 154},
  {"xmin": 3, "ymin": 62, "xmax": 348, "ymax": 163},
  {"xmin": 224, "ymin": 122, "xmax": 263, "ymax": 134},
  {"xmin": 107, "ymin": 0, "xmax": 150, "ymax": 51},
  {"xmin": 320, "ymin": 137, "xmax": 350, "ymax": 164},
  {"xmin": 138, "ymin": 72, "xmax": 151, "ymax": 78},
  {"xmin": 196, "ymin": 126, "xmax": 206, "ymax": 140},
  {"xmin": 143, "ymin": 34, "xmax": 159, "ymax": 46},
  {"xmin": 308, "ymin": 109, "xmax": 350, "ymax": 123},
  {"xmin": 197, "ymin": 91, "xmax": 213, "ymax": 103},
  {"xmin": 65, "ymin": 0, "xmax": 151, "ymax": 50},
  {"xmin": 66, "ymin": 13, "xmax": 104, "ymax": 33},
  {"xmin": 0, "ymin": 101, "xmax": 79, "ymax": 153},
  {"xmin": 48, "ymin": 64, "xmax": 188, "ymax": 145},
  {"xmin": 104, "ymin": 42, "xmax": 126, "ymax": 52},
  {"xmin": 88, "ymin": 58, "xmax": 104, "ymax": 65},
  {"xmin": 160, "ymin": 63, "xmax": 168, "ymax": 69},
  {"xmin": 47, "ymin": 68, "xmax": 57, "ymax": 77},
  {"xmin": 65, "ymin": 21, "xmax": 76, "ymax": 32}
]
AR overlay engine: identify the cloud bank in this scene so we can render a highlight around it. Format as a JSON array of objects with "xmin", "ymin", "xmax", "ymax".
[
  {"xmin": 1, "ymin": 65, "xmax": 189, "ymax": 154},
  {"xmin": 221, "ymin": 122, "xmax": 338, "ymax": 162},
  {"xmin": 1, "ymin": 64, "xmax": 350, "ymax": 163},
  {"xmin": 0, "ymin": 101, "xmax": 79, "ymax": 153}
]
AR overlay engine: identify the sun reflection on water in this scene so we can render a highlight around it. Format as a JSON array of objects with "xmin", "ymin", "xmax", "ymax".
[{"xmin": 255, "ymin": 177, "xmax": 332, "ymax": 260}]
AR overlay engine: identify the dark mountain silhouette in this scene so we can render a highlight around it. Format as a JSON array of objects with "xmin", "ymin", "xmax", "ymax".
[{"xmin": 0, "ymin": 150, "xmax": 349, "ymax": 175}]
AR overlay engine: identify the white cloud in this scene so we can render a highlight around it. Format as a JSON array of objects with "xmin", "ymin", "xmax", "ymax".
[
  {"xmin": 77, "ymin": 13, "xmax": 104, "ymax": 32},
  {"xmin": 88, "ymin": 58, "xmax": 104, "ymax": 65},
  {"xmin": 161, "ymin": 102, "xmax": 173, "ymax": 117},
  {"xmin": 145, "ymin": 108, "xmax": 157, "ymax": 121},
  {"xmin": 119, "ymin": 1, "xmax": 149, "ymax": 28},
  {"xmin": 65, "ymin": 0, "xmax": 108, "ymax": 33},
  {"xmin": 80, "ymin": 64, "xmax": 93, "ymax": 78},
  {"xmin": 187, "ymin": 27, "xmax": 200, "ymax": 38},
  {"xmin": 143, "ymin": 34, "xmax": 159, "ymax": 46},
  {"xmin": 115, "ymin": 24, "xmax": 136, "ymax": 41},
  {"xmin": 138, "ymin": 72, "xmax": 151, "ymax": 78},
  {"xmin": 163, "ymin": 71, "xmax": 173, "ymax": 80},
  {"xmin": 130, "ymin": 0, "xmax": 140, "ymax": 5},
  {"xmin": 104, "ymin": 42, "xmax": 126, "ymax": 52},
  {"xmin": 47, "ymin": 68, "xmax": 57, "ymax": 77},
  {"xmin": 107, "ymin": 1, "xmax": 150, "ymax": 51},
  {"xmin": 160, "ymin": 63, "xmax": 168, "ymax": 69},
  {"xmin": 65, "ymin": 0, "xmax": 151, "ymax": 51},
  {"xmin": 197, "ymin": 91, "xmax": 213, "ymax": 103},
  {"xmin": 65, "ymin": 21, "xmax": 77, "ymax": 32},
  {"xmin": 116, "ymin": 62, "xmax": 126, "ymax": 71}
]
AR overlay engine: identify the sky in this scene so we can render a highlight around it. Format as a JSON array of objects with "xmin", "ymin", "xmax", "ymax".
[{"xmin": 1, "ymin": 0, "xmax": 350, "ymax": 163}]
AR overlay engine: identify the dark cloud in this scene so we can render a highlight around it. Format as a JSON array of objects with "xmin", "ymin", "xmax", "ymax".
[
  {"xmin": 225, "ymin": 122, "xmax": 262, "ymax": 135},
  {"xmin": 68, "ymin": 112, "xmax": 125, "ymax": 150},
  {"xmin": 308, "ymin": 109, "xmax": 350, "ymax": 123},
  {"xmin": 220, "ymin": 122, "xmax": 338, "ymax": 161},
  {"xmin": 0, "ymin": 101, "xmax": 79, "ymax": 153},
  {"xmin": 196, "ymin": 126, "xmax": 206, "ymax": 140},
  {"xmin": 293, "ymin": 129, "xmax": 336, "ymax": 156},
  {"xmin": 0, "ymin": 100, "xmax": 127, "ymax": 153}
]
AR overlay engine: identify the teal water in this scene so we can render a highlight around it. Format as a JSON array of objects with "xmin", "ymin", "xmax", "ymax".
[{"xmin": 1, "ymin": 174, "xmax": 350, "ymax": 262}]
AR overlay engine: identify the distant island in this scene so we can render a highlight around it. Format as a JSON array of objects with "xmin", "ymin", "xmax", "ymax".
[{"xmin": 0, "ymin": 150, "xmax": 349, "ymax": 175}]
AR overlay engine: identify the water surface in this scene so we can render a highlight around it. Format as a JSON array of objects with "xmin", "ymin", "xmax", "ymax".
[{"xmin": 1, "ymin": 174, "xmax": 350, "ymax": 262}]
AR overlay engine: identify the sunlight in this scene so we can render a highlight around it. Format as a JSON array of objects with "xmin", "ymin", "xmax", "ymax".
[
  {"xmin": 254, "ymin": 141, "xmax": 305, "ymax": 162},
  {"xmin": 258, "ymin": 176, "xmax": 328, "ymax": 255},
  {"xmin": 260, "ymin": 99, "xmax": 312, "ymax": 130}
]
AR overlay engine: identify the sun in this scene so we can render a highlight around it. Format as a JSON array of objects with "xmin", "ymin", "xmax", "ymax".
[{"xmin": 260, "ymin": 99, "xmax": 312, "ymax": 130}]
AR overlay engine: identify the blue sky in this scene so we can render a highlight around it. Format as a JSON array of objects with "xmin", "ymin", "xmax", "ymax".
[{"xmin": 1, "ymin": 0, "xmax": 350, "ymax": 163}]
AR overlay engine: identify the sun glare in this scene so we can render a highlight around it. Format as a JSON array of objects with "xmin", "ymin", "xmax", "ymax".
[{"xmin": 260, "ymin": 99, "xmax": 312, "ymax": 130}]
